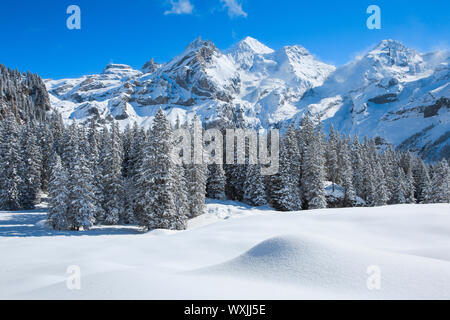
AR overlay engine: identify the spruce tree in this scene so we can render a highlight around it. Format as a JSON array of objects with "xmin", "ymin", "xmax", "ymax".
[
  {"xmin": 68, "ymin": 149, "xmax": 96, "ymax": 231},
  {"xmin": 100, "ymin": 123, "xmax": 124, "ymax": 225},
  {"xmin": 403, "ymin": 166, "xmax": 417, "ymax": 204},
  {"xmin": 302, "ymin": 124, "xmax": 327, "ymax": 209},
  {"xmin": 0, "ymin": 112, "xmax": 22, "ymax": 210},
  {"xmin": 224, "ymin": 125, "xmax": 246, "ymax": 202},
  {"xmin": 269, "ymin": 127, "xmax": 302, "ymax": 211},
  {"xmin": 361, "ymin": 152, "xmax": 376, "ymax": 206},
  {"xmin": 340, "ymin": 138, "xmax": 356, "ymax": 206},
  {"xmin": 373, "ymin": 160, "xmax": 389, "ymax": 206},
  {"xmin": 430, "ymin": 160, "xmax": 450, "ymax": 203},
  {"xmin": 186, "ymin": 116, "xmax": 207, "ymax": 218},
  {"xmin": 391, "ymin": 167, "xmax": 407, "ymax": 204},
  {"xmin": 243, "ymin": 163, "xmax": 267, "ymax": 206},
  {"xmin": 64, "ymin": 122, "xmax": 95, "ymax": 231},
  {"xmin": 19, "ymin": 123, "xmax": 42, "ymax": 209},
  {"xmin": 326, "ymin": 124, "xmax": 340, "ymax": 191},
  {"xmin": 173, "ymin": 164, "xmax": 190, "ymax": 230},
  {"xmin": 351, "ymin": 137, "xmax": 365, "ymax": 200},
  {"xmin": 414, "ymin": 159, "xmax": 432, "ymax": 204},
  {"xmin": 37, "ymin": 122, "xmax": 53, "ymax": 192},
  {"xmin": 87, "ymin": 118, "xmax": 105, "ymax": 223},
  {"xmin": 135, "ymin": 108, "xmax": 184, "ymax": 230},
  {"xmin": 206, "ymin": 164, "xmax": 226, "ymax": 200},
  {"xmin": 48, "ymin": 155, "xmax": 69, "ymax": 230}
]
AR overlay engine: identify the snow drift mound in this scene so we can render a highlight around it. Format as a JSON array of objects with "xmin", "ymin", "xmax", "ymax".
[{"xmin": 195, "ymin": 235, "xmax": 450, "ymax": 299}]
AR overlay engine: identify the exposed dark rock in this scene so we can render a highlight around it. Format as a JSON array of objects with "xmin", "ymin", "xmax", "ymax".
[
  {"xmin": 368, "ymin": 93, "xmax": 398, "ymax": 104},
  {"xmin": 422, "ymin": 97, "xmax": 449, "ymax": 118},
  {"xmin": 175, "ymin": 98, "xmax": 195, "ymax": 106},
  {"xmin": 142, "ymin": 58, "xmax": 161, "ymax": 74}
]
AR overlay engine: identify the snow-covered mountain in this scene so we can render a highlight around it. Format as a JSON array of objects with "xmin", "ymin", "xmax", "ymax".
[
  {"xmin": 290, "ymin": 40, "xmax": 450, "ymax": 161},
  {"xmin": 45, "ymin": 37, "xmax": 449, "ymax": 161}
]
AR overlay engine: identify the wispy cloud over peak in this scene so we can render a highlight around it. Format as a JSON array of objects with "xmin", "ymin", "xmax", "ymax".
[{"xmin": 221, "ymin": 0, "xmax": 248, "ymax": 18}]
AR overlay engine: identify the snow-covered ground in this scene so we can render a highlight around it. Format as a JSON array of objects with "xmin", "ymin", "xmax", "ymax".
[{"xmin": 0, "ymin": 201, "xmax": 449, "ymax": 300}]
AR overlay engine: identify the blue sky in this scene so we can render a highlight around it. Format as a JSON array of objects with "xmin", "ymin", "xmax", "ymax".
[{"xmin": 0, "ymin": 0, "xmax": 449, "ymax": 79}]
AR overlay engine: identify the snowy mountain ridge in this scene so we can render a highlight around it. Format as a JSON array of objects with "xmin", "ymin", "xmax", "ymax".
[{"xmin": 45, "ymin": 37, "xmax": 449, "ymax": 161}]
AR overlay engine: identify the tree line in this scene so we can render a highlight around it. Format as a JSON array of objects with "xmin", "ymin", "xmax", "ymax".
[{"xmin": 0, "ymin": 108, "xmax": 448, "ymax": 232}]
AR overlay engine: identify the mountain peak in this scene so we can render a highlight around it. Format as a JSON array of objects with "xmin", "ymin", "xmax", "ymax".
[
  {"xmin": 282, "ymin": 45, "xmax": 311, "ymax": 56},
  {"xmin": 142, "ymin": 58, "xmax": 161, "ymax": 74},
  {"xmin": 102, "ymin": 63, "xmax": 134, "ymax": 74},
  {"xmin": 366, "ymin": 39, "xmax": 423, "ymax": 68},
  {"xmin": 372, "ymin": 39, "xmax": 408, "ymax": 53},
  {"xmin": 185, "ymin": 36, "xmax": 216, "ymax": 52},
  {"xmin": 235, "ymin": 36, "xmax": 274, "ymax": 54}
]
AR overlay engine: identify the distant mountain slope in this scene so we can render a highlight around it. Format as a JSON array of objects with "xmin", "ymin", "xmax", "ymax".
[
  {"xmin": 290, "ymin": 40, "xmax": 450, "ymax": 161},
  {"xmin": 44, "ymin": 38, "xmax": 449, "ymax": 161}
]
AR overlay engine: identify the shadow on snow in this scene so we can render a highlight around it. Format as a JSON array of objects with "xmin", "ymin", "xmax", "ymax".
[{"xmin": 0, "ymin": 209, "xmax": 141, "ymax": 237}]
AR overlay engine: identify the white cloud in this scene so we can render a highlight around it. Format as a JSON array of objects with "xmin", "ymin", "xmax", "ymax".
[
  {"xmin": 220, "ymin": 0, "xmax": 248, "ymax": 18},
  {"xmin": 164, "ymin": 0, "xmax": 194, "ymax": 15}
]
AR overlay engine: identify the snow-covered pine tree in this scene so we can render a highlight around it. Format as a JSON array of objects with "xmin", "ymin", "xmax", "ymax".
[
  {"xmin": 99, "ymin": 122, "xmax": 124, "ymax": 225},
  {"xmin": 37, "ymin": 121, "xmax": 53, "ymax": 192},
  {"xmin": 19, "ymin": 122, "xmax": 42, "ymax": 209},
  {"xmin": 135, "ymin": 108, "xmax": 183, "ymax": 230},
  {"xmin": 67, "ymin": 149, "xmax": 96, "ymax": 231},
  {"xmin": 297, "ymin": 114, "xmax": 315, "ymax": 205},
  {"xmin": 430, "ymin": 159, "xmax": 450, "ymax": 203},
  {"xmin": 399, "ymin": 152, "xmax": 413, "ymax": 175},
  {"xmin": 381, "ymin": 147, "xmax": 398, "ymax": 204},
  {"xmin": 122, "ymin": 123, "xmax": 145, "ymax": 224},
  {"xmin": 119, "ymin": 123, "xmax": 136, "ymax": 224},
  {"xmin": 326, "ymin": 124, "xmax": 340, "ymax": 191},
  {"xmin": 372, "ymin": 158, "xmax": 389, "ymax": 207},
  {"xmin": 351, "ymin": 136, "xmax": 365, "ymax": 200},
  {"xmin": 203, "ymin": 124, "xmax": 226, "ymax": 200},
  {"xmin": 169, "ymin": 113, "xmax": 190, "ymax": 229},
  {"xmin": 206, "ymin": 164, "xmax": 226, "ymax": 200},
  {"xmin": 339, "ymin": 137, "xmax": 356, "ymax": 206},
  {"xmin": 399, "ymin": 152, "xmax": 416, "ymax": 204},
  {"xmin": 361, "ymin": 138, "xmax": 389, "ymax": 207},
  {"xmin": 302, "ymin": 122, "xmax": 327, "ymax": 209},
  {"xmin": 186, "ymin": 116, "xmax": 207, "ymax": 218},
  {"xmin": 86, "ymin": 118, "xmax": 105, "ymax": 223},
  {"xmin": 173, "ymin": 164, "xmax": 190, "ymax": 230},
  {"xmin": 121, "ymin": 123, "xmax": 133, "ymax": 179},
  {"xmin": 0, "ymin": 112, "xmax": 22, "ymax": 210},
  {"xmin": 402, "ymin": 166, "xmax": 416, "ymax": 204},
  {"xmin": 49, "ymin": 111, "xmax": 65, "ymax": 157},
  {"xmin": 81, "ymin": 123, "xmax": 103, "ymax": 220},
  {"xmin": 269, "ymin": 126, "xmax": 302, "ymax": 211},
  {"xmin": 63, "ymin": 122, "xmax": 95, "ymax": 231},
  {"xmin": 128, "ymin": 123, "xmax": 146, "ymax": 179},
  {"xmin": 413, "ymin": 159, "xmax": 432, "ymax": 204},
  {"xmin": 60, "ymin": 121, "xmax": 79, "ymax": 168},
  {"xmin": 48, "ymin": 155, "xmax": 69, "ymax": 230},
  {"xmin": 360, "ymin": 144, "xmax": 377, "ymax": 206},
  {"xmin": 243, "ymin": 163, "xmax": 267, "ymax": 206},
  {"xmin": 241, "ymin": 129, "xmax": 267, "ymax": 206},
  {"xmin": 224, "ymin": 124, "xmax": 246, "ymax": 202},
  {"xmin": 391, "ymin": 166, "xmax": 407, "ymax": 204}
]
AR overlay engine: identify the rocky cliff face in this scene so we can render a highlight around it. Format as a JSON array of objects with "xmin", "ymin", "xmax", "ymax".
[{"xmin": 44, "ymin": 38, "xmax": 449, "ymax": 161}]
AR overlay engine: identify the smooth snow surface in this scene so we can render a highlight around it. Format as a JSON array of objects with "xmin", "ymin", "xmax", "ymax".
[{"xmin": 1, "ymin": 202, "xmax": 450, "ymax": 299}]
